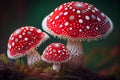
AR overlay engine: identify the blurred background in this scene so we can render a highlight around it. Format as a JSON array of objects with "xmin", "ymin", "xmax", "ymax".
[{"xmin": 0, "ymin": 0, "xmax": 120, "ymax": 78}]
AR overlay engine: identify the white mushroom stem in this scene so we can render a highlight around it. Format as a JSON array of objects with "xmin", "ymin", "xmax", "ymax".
[
  {"xmin": 27, "ymin": 49, "xmax": 41, "ymax": 66},
  {"xmin": 53, "ymin": 63, "xmax": 61, "ymax": 71},
  {"xmin": 66, "ymin": 39, "xmax": 84, "ymax": 69}
]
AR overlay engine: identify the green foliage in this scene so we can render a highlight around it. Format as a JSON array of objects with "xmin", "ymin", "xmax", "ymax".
[
  {"xmin": 43, "ymin": 66, "xmax": 53, "ymax": 74},
  {"xmin": 14, "ymin": 59, "xmax": 21, "ymax": 67},
  {"xmin": 19, "ymin": 61, "xmax": 26, "ymax": 72},
  {"xmin": 30, "ymin": 60, "xmax": 51, "ymax": 70},
  {"xmin": 0, "ymin": 54, "xmax": 10, "ymax": 65},
  {"xmin": 33, "ymin": 67, "xmax": 43, "ymax": 74}
]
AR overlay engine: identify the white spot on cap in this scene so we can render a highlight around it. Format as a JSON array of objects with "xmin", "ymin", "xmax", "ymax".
[
  {"xmin": 78, "ymin": 15, "xmax": 81, "ymax": 17},
  {"xmin": 75, "ymin": 3, "xmax": 83, "ymax": 8},
  {"xmin": 49, "ymin": 48, "xmax": 52, "ymax": 50},
  {"xmin": 24, "ymin": 30, "xmax": 26, "ymax": 32},
  {"xmin": 94, "ymin": 7, "xmax": 98, "ymax": 11},
  {"xmin": 82, "ymin": 10, "xmax": 86, "ymax": 13},
  {"xmin": 30, "ymin": 28, "xmax": 33, "ymax": 31},
  {"xmin": 11, "ymin": 37, "xmax": 14, "ymax": 40},
  {"xmin": 69, "ymin": 15, "xmax": 74, "ymax": 20},
  {"xmin": 21, "ymin": 27, "xmax": 24, "ymax": 29},
  {"xmin": 101, "ymin": 13, "xmax": 105, "ymax": 17},
  {"xmin": 15, "ymin": 29, "xmax": 20, "ymax": 35},
  {"xmin": 58, "ymin": 6, "xmax": 62, "ymax": 10},
  {"xmin": 8, "ymin": 44, "xmax": 11, "ymax": 49},
  {"xmin": 24, "ymin": 37, "xmax": 28, "ymax": 41},
  {"xmin": 64, "ymin": 12, "xmax": 68, "ymax": 15},
  {"xmin": 79, "ymin": 29, "xmax": 82, "ymax": 32},
  {"xmin": 97, "ymin": 17, "xmax": 101, "ymax": 22},
  {"xmin": 28, "ymin": 43, "xmax": 31, "ymax": 45},
  {"xmin": 54, "ymin": 54, "xmax": 57, "ymax": 56},
  {"xmin": 91, "ymin": 15, "xmax": 96, "ymax": 19},
  {"xmin": 15, "ymin": 38, "xmax": 18, "ymax": 42},
  {"xmin": 64, "ymin": 22, "xmax": 69, "ymax": 26},
  {"xmin": 54, "ymin": 43, "xmax": 59, "ymax": 47},
  {"xmin": 55, "ymin": 16, "xmax": 59, "ymax": 20},
  {"xmin": 50, "ymin": 52, "xmax": 52, "ymax": 54},
  {"xmin": 58, "ymin": 50, "xmax": 61, "ymax": 53},
  {"xmin": 69, "ymin": 7, "xmax": 72, "ymax": 9},
  {"xmin": 86, "ymin": 25, "xmax": 90, "ymax": 29},
  {"xmin": 65, "ymin": 8, "xmax": 68, "ymax": 10},
  {"xmin": 50, "ymin": 19, "xmax": 52, "ymax": 21},
  {"xmin": 79, "ymin": 19, "xmax": 83, "ymax": 23},
  {"xmin": 19, "ymin": 35, "xmax": 22, "ymax": 38},
  {"xmin": 76, "ymin": 10, "xmax": 81, "ymax": 14},
  {"xmin": 18, "ymin": 48, "xmax": 20, "ymax": 50},
  {"xmin": 52, "ymin": 21, "xmax": 55, "ymax": 24},
  {"xmin": 72, "ymin": 9, "xmax": 75, "ymax": 12},
  {"xmin": 85, "ymin": 16, "xmax": 90, "ymax": 20},
  {"xmin": 25, "ymin": 27, "xmax": 29, "ymax": 30},
  {"xmin": 37, "ymin": 29, "xmax": 41, "ymax": 33},
  {"xmin": 12, "ymin": 42, "xmax": 15, "ymax": 46},
  {"xmin": 96, "ymin": 27, "xmax": 98, "ymax": 30},
  {"xmin": 59, "ymin": 24, "xmax": 63, "ymax": 28},
  {"xmin": 92, "ymin": 10, "xmax": 95, "ymax": 13},
  {"xmin": 69, "ymin": 27, "xmax": 72, "ymax": 30},
  {"xmin": 50, "ymin": 12, "xmax": 53, "ymax": 16},
  {"xmin": 53, "ymin": 49, "xmax": 56, "ymax": 52},
  {"xmin": 22, "ymin": 32, "xmax": 25, "ymax": 35},
  {"xmin": 59, "ymin": 12, "xmax": 63, "ymax": 16},
  {"xmin": 55, "ymin": 8, "xmax": 58, "ymax": 11},
  {"xmin": 27, "ymin": 31, "xmax": 31, "ymax": 34}
]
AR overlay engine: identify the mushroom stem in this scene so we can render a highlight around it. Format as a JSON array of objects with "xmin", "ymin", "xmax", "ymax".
[
  {"xmin": 53, "ymin": 63, "xmax": 61, "ymax": 71},
  {"xmin": 66, "ymin": 39, "xmax": 84, "ymax": 69},
  {"xmin": 27, "ymin": 49, "xmax": 41, "ymax": 66}
]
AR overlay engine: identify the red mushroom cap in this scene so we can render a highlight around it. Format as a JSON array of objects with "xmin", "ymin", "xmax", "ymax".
[
  {"xmin": 42, "ymin": 1, "xmax": 113, "ymax": 40},
  {"xmin": 7, "ymin": 26, "xmax": 49, "ymax": 59},
  {"xmin": 41, "ymin": 43, "xmax": 70, "ymax": 63}
]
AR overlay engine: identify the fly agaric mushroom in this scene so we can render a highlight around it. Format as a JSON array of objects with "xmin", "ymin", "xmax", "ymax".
[
  {"xmin": 7, "ymin": 26, "xmax": 49, "ymax": 66},
  {"xmin": 42, "ymin": 1, "xmax": 113, "ymax": 68},
  {"xmin": 41, "ymin": 43, "xmax": 70, "ymax": 71}
]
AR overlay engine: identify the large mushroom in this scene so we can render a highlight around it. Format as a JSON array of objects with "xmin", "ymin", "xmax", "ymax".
[
  {"xmin": 7, "ymin": 26, "xmax": 49, "ymax": 66},
  {"xmin": 42, "ymin": 1, "xmax": 113, "ymax": 68},
  {"xmin": 41, "ymin": 42, "xmax": 70, "ymax": 71}
]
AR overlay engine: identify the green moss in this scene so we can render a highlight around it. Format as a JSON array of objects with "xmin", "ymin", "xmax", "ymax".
[
  {"xmin": 33, "ymin": 67, "xmax": 43, "ymax": 74},
  {"xmin": 14, "ymin": 59, "xmax": 21, "ymax": 67},
  {"xmin": 19, "ymin": 61, "xmax": 26, "ymax": 72},
  {"xmin": 0, "ymin": 54, "xmax": 10, "ymax": 65},
  {"xmin": 30, "ymin": 60, "xmax": 51, "ymax": 70},
  {"xmin": 43, "ymin": 66, "xmax": 53, "ymax": 74}
]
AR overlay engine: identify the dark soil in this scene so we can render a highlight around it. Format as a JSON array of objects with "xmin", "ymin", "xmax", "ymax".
[
  {"xmin": 0, "ymin": 62, "xmax": 116, "ymax": 80},
  {"xmin": 0, "ymin": 62, "xmax": 25, "ymax": 80}
]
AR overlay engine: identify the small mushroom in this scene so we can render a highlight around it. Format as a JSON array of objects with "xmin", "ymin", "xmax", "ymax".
[
  {"xmin": 7, "ymin": 26, "xmax": 49, "ymax": 66},
  {"xmin": 42, "ymin": 1, "xmax": 113, "ymax": 68},
  {"xmin": 41, "ymin": 43, "xmax": 71, "ymax": 71}
]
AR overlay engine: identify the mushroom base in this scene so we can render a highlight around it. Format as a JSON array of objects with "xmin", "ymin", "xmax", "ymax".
[
  {"xmin": 53, "ymin": 63, "xmax": 61, "ymax": 71},
  {"xmin": 66, "ymin": 54, "xmax": 84, "ymax": 69},
  {"xmin": 66, "ymin": 39, "xmax": 84, "ymax": 69}
]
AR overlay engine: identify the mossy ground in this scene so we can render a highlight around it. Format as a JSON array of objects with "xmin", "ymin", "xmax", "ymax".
[{"xmin": 0, "ymin": 53, "xmax": 117, "ymax": 80}]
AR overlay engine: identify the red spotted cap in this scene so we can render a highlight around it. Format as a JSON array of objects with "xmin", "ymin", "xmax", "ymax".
[
  {"xmin": 41, "ymin": 43, "xmax": 70, "ymax": 63},
  {"xmin": 7, "ymin": 26, "xmax": 49, "ymax": 59},
  {"xmin": 42, "ymin": 1, "xmax": 113, "ymax": 40}
]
